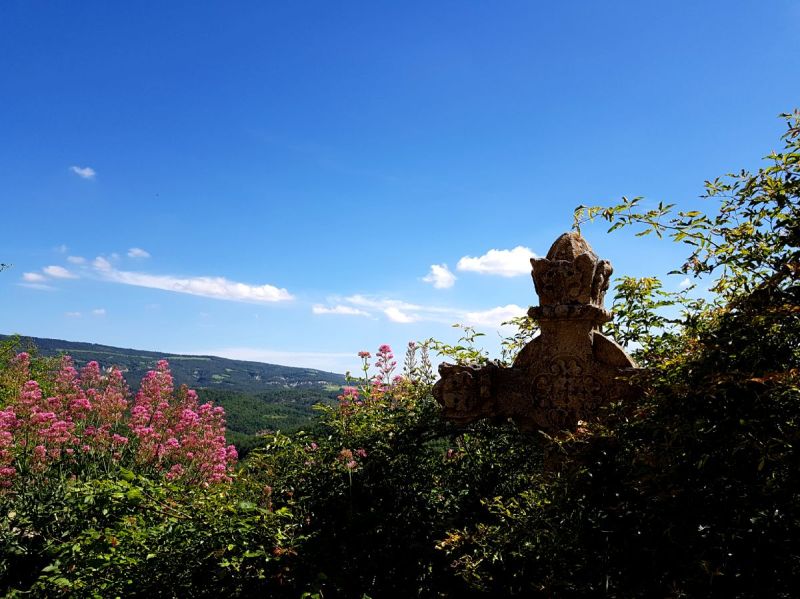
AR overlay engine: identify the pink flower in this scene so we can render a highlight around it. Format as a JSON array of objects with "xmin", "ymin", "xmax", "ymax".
[{"xmin": 165, "ymin": 463, "xmax": 185, "ymax": 481}]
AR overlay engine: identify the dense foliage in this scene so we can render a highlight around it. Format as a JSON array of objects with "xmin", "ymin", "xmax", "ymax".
[{"xmin": 1, "ymin": 111, "xmax": 798, "ymax": 597}]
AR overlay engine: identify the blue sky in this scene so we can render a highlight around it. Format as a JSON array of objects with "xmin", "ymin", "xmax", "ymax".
[{"xmin": 2, "ymin": 1, "xmax": 798, "ymax": 374}]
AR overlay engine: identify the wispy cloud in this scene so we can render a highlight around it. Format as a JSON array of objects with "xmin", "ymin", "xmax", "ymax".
[
  {"xmin": 20, "ymin": 272, "xmax": 57, "ymax": 291},
  {"xmin": 19, "ymin": 282, "xmax": 56, "ymax": 291},
  {"xmin": 422, "ymin": 263, "xmax": 456, "ymax": 289},
  {"xmin": 43, "ymin": 265, "xmax": 78, "ymax": 279},
  {"xmin": 312, "ymin": 304, "xmax": 371, "ymax": 317},
  {"xmin": 457, "ymin": 246, "xmax": 536, "ymax": 277},
  {"xmin": 65, "ymin": 311, "xmax": 82, "ymax": 318},
  {"xmin": 22, "ymin": 272, "xmax": 46, "ymax": 282},
  {"xmin": 127, "ymin": 247, "xmax": 151, "ymax": 259},
  {"xmin": 92, "ymin": 308, "xmax": 107, "ymax": 316},
  {"xmin": 93, "ymin": 256, "xmax": 112, "ymax": 271},
  {"xmin": 70, "ymin": 166, "xmax": 96, "ymax": 180},
  {"xmin": 67, "ymin": 256, "xmax": 86, "ymax": 264},
  {"xmin": 331, "ymin": 294, "xmax": 524, "ymax": 329},
  {"xmin": 91, "ymin": 257, "xmax": 293, "ymax": 304},
  {"xmin": 679, "ymin": 277, "xmax": 692, "ymax": 288}
]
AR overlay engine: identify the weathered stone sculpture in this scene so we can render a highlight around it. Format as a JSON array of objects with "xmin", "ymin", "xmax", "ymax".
[{"xmin": 433, "ymin": 232, "xmax": 637, "ymax": 433}]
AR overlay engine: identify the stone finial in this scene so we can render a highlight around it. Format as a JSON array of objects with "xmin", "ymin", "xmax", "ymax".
[
  {"xmin": 531, "ymin": 231, "xmax": 613, "ymax": 311},
  {"xmin": 433, "ymin": 232, "xmax": 637, "ymax": 433}
]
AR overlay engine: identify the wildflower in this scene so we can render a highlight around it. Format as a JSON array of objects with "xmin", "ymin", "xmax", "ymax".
[
  {"xmin": 165, "ymin": 463, "xmax": 185, "ymax": 480},
  {"xmin": 33, "ymin": 445, "xmax": 47, "ymax": 461},
  {"xmin": 374, "ymin": 344, "xmax": 397, "ymax": 387}
]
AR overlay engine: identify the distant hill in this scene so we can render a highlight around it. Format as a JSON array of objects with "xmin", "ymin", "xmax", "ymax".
[
  {"xmin": 1, "ymin": 334, "xmax": 347, "ymax": 455},
  {"xmin": 0, "ymin": 334, "xmax": 346, "ymax": 392}
]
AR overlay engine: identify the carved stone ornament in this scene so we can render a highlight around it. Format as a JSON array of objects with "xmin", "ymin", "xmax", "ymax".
[{"xmin": 433, "ymin": 232, "xmax": 638, "ymax": 433}]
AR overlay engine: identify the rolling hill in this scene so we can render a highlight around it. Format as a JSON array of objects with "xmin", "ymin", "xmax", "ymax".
[{"xmin": 0, "ymin": 334, "xmax": 346, "ymax": 391}]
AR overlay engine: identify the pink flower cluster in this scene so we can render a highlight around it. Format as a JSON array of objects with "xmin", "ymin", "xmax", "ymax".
[
  {"xmin": 373, "ymin": 344, "xmax": 397, "ymax": 390},
  {"xmin": 337, "ymin": 385, "xmax": 362, "ymax": 412},
  {"xmin": 347, "ymin": 344, "xmax": 410, "ymax": 409},
  {"xmin": 0, "ymin": 354, "xmax": 237, "ymax": 489},
  {"xmin": 129, "ymin": 360, "xmax": 237, "ymax": 483},
  {"xmin": 337, "ymin": 447, "xmax": 368, "ymax": 471}
]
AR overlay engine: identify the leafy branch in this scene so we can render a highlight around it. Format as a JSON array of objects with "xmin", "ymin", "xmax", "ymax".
[{"xmin": 572, "ymin": 110, "xmax": 800, "ymax": 302}]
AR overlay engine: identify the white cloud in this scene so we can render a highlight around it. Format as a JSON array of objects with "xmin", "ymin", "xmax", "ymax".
[
  {"xmin": 312, "ymin": 304, "xmax": 370, "ymax": 317},
  {"xmin": 43, "ymin": 265, "xmax": 78, "ymax": 279},
  {"xmin": 679, "ymin": 277, "xmax": 692, "ymax": 288},
  {"xmin": 422, "ymin": 263, "xmax": 456, "ymax": 289},
  {"xmin": 22, "ymin": 272, "xmax": 46, "ymax": 282},
  {"xmin": 70, "ymin": 166, "xmax": 96, "ymax": 179},
  {"xmin": 67, "ymin": 256, "xmax": 86, "ymax": 264},
  {"xmin": 92, "ymin": 308, "xmax": 106, "ymax": 316},
  {"xmin": 127, "ymin": 247, "xmax": 151, "ymax": 259},
  {"xmin": 456, "ymin": 246, "xmax": 536, "ymax": 277},
  {"xmin": 65, "ymin": 311, "xmax": 82, "ymax": 318},
  {"xmin": 55, "ymin": 244, "xmax": 68, "ymax": 253},
  {"xmin": 384, "ymin": 306, "xmax": 419, "ymax": 323},
  {"xmin": 91, "ymin": 258, "xmax": 293, "ymax": 304},
  {"xmin": 465, "ymin": 304, "xmax": 527, "ymax": 328}
]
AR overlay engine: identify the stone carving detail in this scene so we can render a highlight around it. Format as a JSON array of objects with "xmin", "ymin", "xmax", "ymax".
[{"xmin": 433, "ymin": 232, "xmax": 637, "ymax": 433}]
